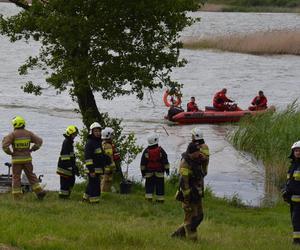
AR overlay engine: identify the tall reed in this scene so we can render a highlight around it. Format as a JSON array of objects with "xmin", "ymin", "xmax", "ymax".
[
  {"xmin": 183, "ymin": 30, "xmax": 300, "ymax": 55},
  {"xmin": 230, "ymin": 102, "xmax": 300, "ymax": 187}
]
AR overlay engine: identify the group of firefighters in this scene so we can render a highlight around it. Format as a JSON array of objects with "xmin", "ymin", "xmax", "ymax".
[
  {"xmin": 186, "ymin": 88, "xmax": 268, "ymax": 112},
  {"xmin": 1, "ymin": 114, "xmax": 300, "ymax": 244}
]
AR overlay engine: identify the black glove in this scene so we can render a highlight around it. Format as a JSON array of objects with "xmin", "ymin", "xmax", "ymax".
[
  {"xmin": 281, "ymin": 188, "xmax": 291, "ymax": 203},
  {"xmin": 141, "ymin": 171, "xmax": 146, "ymax": 178},
  {"xmin": 75, "ymin": 166, "xmax": 80, "ymax": 177},
  {"xmin": 165, "ymin": 169, "xmax": 170, "ymax": 176}
]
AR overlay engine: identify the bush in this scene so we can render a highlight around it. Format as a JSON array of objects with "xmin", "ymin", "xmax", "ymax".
[{"xmin": 230, "ymin": 101, "xmax": 300, "ymax": 188}]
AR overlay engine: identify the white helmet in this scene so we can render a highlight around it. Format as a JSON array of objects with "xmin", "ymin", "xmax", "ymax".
[
  {"xmin": 89, "ymin": 122, "xmax": 101, "ymax": 134},
  {"xmin": 147, "ymin": 133, "xmax": 159, "ymax": 146},
  {"xmin": 102, "ymin": 127, "xmax": 114, "ymax": 139},
  {"xmin": 191, "ymin": 128, "xmax": 203, "ymax": 140},
  {"xmin": 291, "ymin": 141, "xmax": 300, "ymax": 149}
]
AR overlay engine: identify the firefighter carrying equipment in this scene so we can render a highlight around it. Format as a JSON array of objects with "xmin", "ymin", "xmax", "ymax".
[
  {"xmin": 12, "ymin": 116, "xmax": 26, "ymax": 129},
  {"xmin": 173, "ymin": 152, "xmax": 207, "ymax": 241}
]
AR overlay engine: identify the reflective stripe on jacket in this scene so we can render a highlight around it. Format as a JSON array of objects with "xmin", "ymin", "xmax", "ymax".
[
  {"xmin": 102, "ymin": 140, "xmax": 116, "ymax": 173},
  {"xmin": 57, "ymin": 136, "xmax": 76, "ymax": 177},
  {"xmin": 84, "ymin": 135, "xmax": 111, "ymax": 174},
  {"xmin": 286, "ymin": 160, "xmax": 300, "ymax": 198},
  {"xmin": 2, "ymin": 128, "xmax": 42, "ymax": 164}
]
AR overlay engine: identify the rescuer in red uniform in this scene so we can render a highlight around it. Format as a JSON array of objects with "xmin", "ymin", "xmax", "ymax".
[
  {"xmin": 213, "ymin": 88, "xmax": 236, "ymax": 111},
  {"xmin": 248, "ymin": 90, "xmax": 268, "ymax": 111},
  {"xmin": 187, "ymin": 97, "xmax": 199, "ymax": 112}
]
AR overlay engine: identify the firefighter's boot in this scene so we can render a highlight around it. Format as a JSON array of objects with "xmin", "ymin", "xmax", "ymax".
[
  {"xmin": 184, "ymin": 224, "xmax": 198, "ymax": 241},
  {"xmin": 171, "ymin": 226, "xmax": 186, "ymax": 238},
  {"xmin": 36, "ymin": 190, "xmax": 47, "ymax": 200}
]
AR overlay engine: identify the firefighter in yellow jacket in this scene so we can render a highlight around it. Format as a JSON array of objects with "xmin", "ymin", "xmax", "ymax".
[
  {"xmin": 101, "ymin": 127, "xmax": 119, "ymax": 192},
  {"xmin": 172, "ymin": 128, "xmax": 209, "ymax": 241},
  {"xmin": 2, "ymin": 116, "xmax": 46, "ymax": 200}
]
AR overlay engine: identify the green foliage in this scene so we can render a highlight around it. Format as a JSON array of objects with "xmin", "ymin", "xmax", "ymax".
[
  {"xmin": 230, "ymin": 101, "xmax": 300, "ymax": 187},
  {"xmin": 21, "ymin": 81, "xmax": 42, "ymax": 95},
  {"xmin": 0, "ymin": 0, "xmax": 201, "ymax": 166},
  {"xmin": 223, "ymin": 193, "xmax": 246, "ymax": 208},
  {"xmin": 0, "ymin": 0, "xmax": 201, "ymax": 103}
]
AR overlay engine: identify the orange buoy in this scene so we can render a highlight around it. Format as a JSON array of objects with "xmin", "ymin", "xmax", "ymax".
[{"xmin": 163, "ymin": 90, "xmax": 182, "ymax": 107}]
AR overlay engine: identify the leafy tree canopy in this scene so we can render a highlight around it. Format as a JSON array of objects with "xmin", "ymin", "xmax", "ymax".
[
  {"xmin": 0, "ymin": 0, "xmax": 201, "ymax": 126},
  {"xmin": 0, "ymin": 0, "xmax": 201, "ymax": 171}
]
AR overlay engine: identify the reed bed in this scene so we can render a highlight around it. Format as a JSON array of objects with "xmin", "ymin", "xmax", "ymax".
[
  {"xmin": 230, "ymin": 102, "xmax": 300, "ymax": 187},
  {"xmin": 183, "ymin": 30, "xmax": 300, "ymax": 55}
]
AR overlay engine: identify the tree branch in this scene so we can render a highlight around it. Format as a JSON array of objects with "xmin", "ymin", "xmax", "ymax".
[{"xmin": 8, "ymin": 0, "xmax": 30, "ymax": 10}]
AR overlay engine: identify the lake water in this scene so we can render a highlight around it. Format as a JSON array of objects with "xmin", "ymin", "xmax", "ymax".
[{"xmin": 1, "ymin": 3, "xmax": 300, "ymax": 205}]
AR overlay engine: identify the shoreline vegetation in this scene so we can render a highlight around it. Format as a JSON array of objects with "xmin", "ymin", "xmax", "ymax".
[
  {"xmin": 230, "ymin": 103, "xmax": 300, "ymax": 190},
  {"xmin": 200, "ymin": 3, "xmax": 300, "ymax": 12},
  {"xmin": 182, "ymin": 30, "xmax": 300, "ymax": 55},
  {"xmin": 0, "ymin": 182, "xmax": 294, "ymax": 249}
]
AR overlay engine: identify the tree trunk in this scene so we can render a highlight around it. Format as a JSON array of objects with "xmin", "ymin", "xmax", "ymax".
[{"xmin": 75, "ymin": 84, "xmax": 103, "ymax": 129}]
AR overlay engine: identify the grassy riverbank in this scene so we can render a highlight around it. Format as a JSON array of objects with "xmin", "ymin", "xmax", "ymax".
[
  {"xmin": 230, "ymin": 103, "xmax": 300, "ymax": 188},
  {"xmin": 0, "ymin": 181, "xmax": 296, "ymax": 249},
  {"xmin": 183, "ymin": 30, "xmax": 300, "ymax": 55}
]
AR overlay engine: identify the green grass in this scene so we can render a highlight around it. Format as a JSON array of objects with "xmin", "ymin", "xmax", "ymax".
[
  {"xmin": 230, "ymin": 102, "xmax": 300, "ymax": 187},
  {"xmin": 0, "ymin": 181, "xmax": 298, "ymax": 250}
]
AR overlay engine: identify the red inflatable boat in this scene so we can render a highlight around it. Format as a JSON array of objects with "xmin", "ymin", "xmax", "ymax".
[{"xmin": 166, "ymin": 106, "xmax": 268, "ymax": 124}]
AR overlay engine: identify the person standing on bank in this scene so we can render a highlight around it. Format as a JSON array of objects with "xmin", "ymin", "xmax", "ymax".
[
  {"xmin": 56, "ymin": 125, "xmax": 79, "ymax": 199},
  {"xmin": 172, "ymin": 129, "xmax": 209, "ymax": 241},
  {"xmin": 83, "ymin": 122, "xmax": 111, "ymax": 203},
  {"xmin": 282, "ymin": 141, "xmax": 300, "ymax": 245},
  {"xmin": 101, "ymin": 127, "xmax": 120, "ymax": 192},
  {"xmin": 140, "ymin": 133, "xmax": 170, "ymax": 202},
  {"xmin": 2, "ymin": 116, "xmax": 46, "ymax": 200}
]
